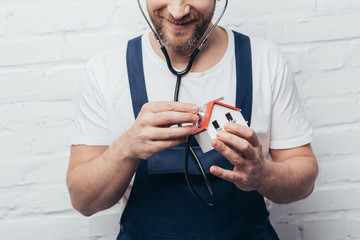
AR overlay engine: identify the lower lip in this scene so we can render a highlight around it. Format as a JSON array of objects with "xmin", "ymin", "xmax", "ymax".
[{"xmin": 166, "ymin": 20, "xmax": 192, "ymax": 31}]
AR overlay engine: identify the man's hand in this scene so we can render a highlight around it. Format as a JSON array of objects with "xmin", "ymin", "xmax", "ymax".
[
  {"xmin": 124, "ymin": 101, "xmax": 199, "ymax": 160},
  {"xmin": 210, "ymin": 122, "xmax": 269, "ymax": 192},
  {"xmin": 210, "ymin": 122, "xmax": 318, "ymax": 203}
]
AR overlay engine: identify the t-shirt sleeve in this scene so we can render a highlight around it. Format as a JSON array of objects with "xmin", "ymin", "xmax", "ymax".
[
  {"xmin": 70, "ymin": 60, "xmax": 109, "ymax": 146},
  {"xmin": 270, "ymin": 59, "xmax": 313, "ymax": 149}
]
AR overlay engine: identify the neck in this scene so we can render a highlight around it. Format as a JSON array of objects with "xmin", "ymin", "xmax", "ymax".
[{"xmin": 149, "ymin": 26, "xmax": 228, "ymax": 73}]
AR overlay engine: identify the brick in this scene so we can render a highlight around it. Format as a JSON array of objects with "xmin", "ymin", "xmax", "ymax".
[
  {"xmin": 312, "ymin": 126, "xmax": 360, "ymax": 156},
  {"xmin": 96, "ymin": 235, "xmax": 119, "ymax": 240},
  {"xmin": 316, "ymin": 0, "xmax": 360, "ymax": 14},
  {"xmin": 270, "ymin": 14, "xmax": 360, "ymax": 44},
  {"xmin": 272, "ymin": 224, "xmax": 300, "ymax": 240},
  {"xmin": 42, "ymin": 66, "xmax": 85, "ymax": 101},
  {"xmin": 87, "ymin": 212, "xmax": 120, "ymax": 236},
  {"xmin": 225, "ymin": 0, "xmax": 315, "ymax": 18},
  {"xmin": 302, "ymin": 219, "xmax": 346, "ymax": 240},
  {"xmin": 0, "ymin": 38, "xmax": 63, "ymax": 67},
  {"xmin": 273, "ymin": 188, "xmax": 360, "ymax": 215},
  {"xmin": 0, "ymin": 101, "xmax": 75, "ymax": 131},
  {"xmin": 22, "ymin": 156, "xmax": 68, "ymax": 184},
  {"xmin": 305, "ymin": 45, "xmax": 346, "ymax": 70},
  {"xmin": 349, "ymin": 43, "xmax": 360, "ymax": 67},
  {"xmin": 0, "ymin": 215, "xmax": 86, "ymax": 240},
  {"xmin": 32, "ymin": 123, "xmax": 73, "ymax": 154},
  {"xmin": 316, "ymin": 154, "xmax": 360, "ymax": 184},
  {"xmin": 281, "ymin": 44, "xmax": 347, "ymax": 73},
  {"xmin": 21, "ymin": 184, "xmax": 72, "ymax": 213},
  {"xmin": 0, "ymin": 184, "xmax": 71, "ymax": 216},
  {"xmin": 348, "ymin": 218, "xmax": 360, "ymax": 238},
  {"xmin": 0, "ymin": 67, "xmax": 83, "ymax": 102},
  {"xmin": 0, "ymin": 189, "xmax": 20, "ymax": 217},
  {"xmin": 306, "ymin": 99, "xmax": 360, "ymax": 127},
  {"xmin": 298, "ymin": 68, "xmax": 360, "ymax": 99},
  {"xmin": 0, "ymin": 161, "xmax": 26, "ymax": 187},
  {"xmin": 0, "ymin": 156, "xmax": 68, "ymax": 188},
  {"xmin": 7, "ymin": 0, "xmax": 116, "ymax": 34},
  {"xmin": 0, "ymin": 102, "xmax": 43, "ymax": 129},
  {"xmin": 111, "ymin": 0, "xmax": 148, "ymax": 28},
  {"xmin": 0, "ymin": 129, "xmax": 33, "ymax": 160},
  {"xmin": 0, "ymin": 70, "xmax": 45, "ymax": 99},
  {"xmin": 0, "ymin": 9, "xmax": 6, "ymax": 35},
  {"xmin": 0, "ymin": 101, "xmax": 75, "ymax": 160},
  {"xmin": 63, "ymin": 33, "xmax": 129, "ymax": 61}
]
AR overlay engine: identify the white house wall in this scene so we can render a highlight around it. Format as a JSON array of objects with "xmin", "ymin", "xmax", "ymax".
[{"xmin": 196, "ymin": 104, "xmax": 247, "ymax": 153}]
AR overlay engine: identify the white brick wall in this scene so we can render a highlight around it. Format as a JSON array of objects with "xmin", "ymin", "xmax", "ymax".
[{"xmin": 0, "ymin": 0, "xmax": 359, "ymax": 239}]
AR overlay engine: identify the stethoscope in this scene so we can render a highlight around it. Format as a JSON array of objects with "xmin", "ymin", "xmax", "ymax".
[{"xmin": 137, "ymin": 0, "xmax": 228, "ymax": 206}]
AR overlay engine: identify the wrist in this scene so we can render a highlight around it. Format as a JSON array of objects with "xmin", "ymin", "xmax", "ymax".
[
  {"xmin": 111, "ymin": 133, "xmax": 141, "ymax": 166},
  {"xmin": 257, "ymin": 159, "xmax": 277, "ymax": 196}
]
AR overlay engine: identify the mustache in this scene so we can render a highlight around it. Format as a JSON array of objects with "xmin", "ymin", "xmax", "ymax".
[{"xmin": 157, "ymin": 10, "xmax": 200, "ymax": 25}]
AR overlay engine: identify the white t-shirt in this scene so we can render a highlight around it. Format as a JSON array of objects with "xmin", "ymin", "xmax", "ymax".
[{"xmin": 71, "ymin": 28, "xmax": 312, "ymax": 213}]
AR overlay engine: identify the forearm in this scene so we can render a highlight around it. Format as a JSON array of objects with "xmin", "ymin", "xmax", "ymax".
[
  {"xmin": 258, "ymin": 155, "xmax": 318, "ymax": 204},
  {"xmin": 67, "ymin": 102, "xmax": 199, "ymax": 216},
  {"xmin": 67, "ymin": 137, "xmax": 140, "ymax": 216}
]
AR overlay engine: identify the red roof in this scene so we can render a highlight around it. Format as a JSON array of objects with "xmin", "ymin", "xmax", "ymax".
[{"xmin": 196, "ymin": 97, "xmax": 241, "ymax": 134}]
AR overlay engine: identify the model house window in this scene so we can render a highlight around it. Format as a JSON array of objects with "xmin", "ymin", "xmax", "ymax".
[
  {"xmin": 212, "ymin": 120, "xmax": 221, "ymax": 130},
  {"xmin": 225, "ymin": 112, "xmax": 233, "ymax": 122}
]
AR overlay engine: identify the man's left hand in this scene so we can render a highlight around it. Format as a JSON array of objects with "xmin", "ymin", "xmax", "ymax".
[{"xmin": 210, "ymin": 122, "xmax": 271, "ymax": 192}]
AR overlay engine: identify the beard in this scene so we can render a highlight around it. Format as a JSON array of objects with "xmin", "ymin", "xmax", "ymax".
[{"xmin": 149, "ymin": 7, "xmax": 215, "ymax": 51}]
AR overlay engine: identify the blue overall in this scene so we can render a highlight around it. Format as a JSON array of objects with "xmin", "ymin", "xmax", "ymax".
[{"xmin": 117, "ymin": 31, "xmax": 279, "ymax": 240}]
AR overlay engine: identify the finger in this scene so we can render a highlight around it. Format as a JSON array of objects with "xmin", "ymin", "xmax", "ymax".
[
  {"xmin": 210, "ymin": 165, "xmax": 243, "ymax": 184},
  {"xmin": 215, "ymin": 130, "xmax": 256, "ymax": 160},
  {"xmin": 144, "ymin": 101, "xmax": 199, "ymax": 114},
  {"xmin": 223, "ymin": 123, "xmax": 260, "ymax": 147},
  {"xmin": 212, "ymin": 138, "xmax": 245, "ymax": 167},
  {"xmin": 151, "ymin": 125, "xmax": 197, "ymax": 140},
  {"xmin": 151, "ymin": 111, "xmax": 199, "ymax": 126},
  {"xmin": 151, "ymin": 138, "xmax": 187, "ymax": 152}
]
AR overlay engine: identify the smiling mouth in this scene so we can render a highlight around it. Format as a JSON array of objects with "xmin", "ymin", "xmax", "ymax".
[
  {"xmin": 165, "ymin": 19, "xmax": 197, "ymax": 31},
  {"xmin": 172, "ymin": 19, "xmax": 196, "ymax": 25}
]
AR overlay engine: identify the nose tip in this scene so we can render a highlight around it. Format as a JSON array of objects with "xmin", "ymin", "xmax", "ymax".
[{"xmin": 167, "ymin": 3, "xmax": 191, "ymax": 19}]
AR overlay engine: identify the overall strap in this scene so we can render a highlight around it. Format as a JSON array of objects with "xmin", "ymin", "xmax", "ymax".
[
  {"xmin": 126, "ymin": 36, "xmax": 148, "ymax": 175},
  {"xmin": 126, "ymin": 36, "xmax": 148, "ymax": 118},
  {"xmin": 233, "ymin": 31, "xmax": 253, "ymax": 126}
]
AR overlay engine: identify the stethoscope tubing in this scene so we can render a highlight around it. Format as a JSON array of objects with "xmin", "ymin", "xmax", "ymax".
[{"xmin": 137, "ymin": 0, "xmax": 228, "ymax": 206}]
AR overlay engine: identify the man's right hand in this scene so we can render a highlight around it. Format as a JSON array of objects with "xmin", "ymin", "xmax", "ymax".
[{"xmin": 123, "ymin": 101, "xmax": 199, "ymax": 160}]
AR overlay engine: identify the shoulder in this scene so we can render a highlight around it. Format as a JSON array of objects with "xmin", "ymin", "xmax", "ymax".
[
  {"xmin": 249, "ymin": 37, "xmax": 286, "ymax": 66},
  {"xmin": 86, "ymin": 35, "xmax": 145, "ymax": 76},
  {"xmin": 247, "ymin": 36, "xmax": 290, "ymax": 85},
  {"xmin": 81, "ymin": 36, "xmax": 143, "ymax": 100},
  {"xmin": 228, "ymin": 29, "xmax": 287, "ymax": 67}
]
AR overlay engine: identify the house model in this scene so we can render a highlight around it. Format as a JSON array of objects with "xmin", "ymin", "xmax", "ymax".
[{"xmin": 194, "ymin": 97, "xmax": 248, "ymax": 153}]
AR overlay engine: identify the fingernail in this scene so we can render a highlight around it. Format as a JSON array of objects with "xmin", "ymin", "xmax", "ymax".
[
  {"xmin": 192, "ymin": 105, "xmax": 199, "ymax": 113},
  {"xmin": 213, "ymin": 139, "xmax": 220, "ymax": 147},
  {"xmin": 192, "ymin": 126, "xmax": 197, "ymax": 134},
  {"xmin": 193, "ymin": 114, "xmax": 199, "ymax": 122}
]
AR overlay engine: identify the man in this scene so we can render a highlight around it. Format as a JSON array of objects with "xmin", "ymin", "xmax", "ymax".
[{"xmin": 67, "ymin": 0, "xmax": 318, "ymax": 239}]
